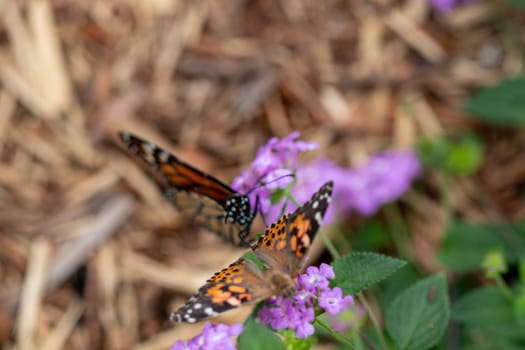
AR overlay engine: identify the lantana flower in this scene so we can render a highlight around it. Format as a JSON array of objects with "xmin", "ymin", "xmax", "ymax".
[
  {"xmin": 171, "ymin": 322, "xmax": 242, "ymax": 350},
  {"xmin": 232, "ymin": 131, "xmax": 317, "ymax": 214},
  {"xmin": 233, "ymin": 131, "xmax": 422, "ymax": 224},
  {"xmin": 327, "ymin": 302, "xmax": 366, "ymax": 333},
  {"xmin": 257, "ymin": 263, "xmax": 354, "ymax": 339}
]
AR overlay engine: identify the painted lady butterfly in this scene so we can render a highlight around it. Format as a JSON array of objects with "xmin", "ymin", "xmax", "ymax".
[
  {"xmin": 119, "ymin": 132, "xmax": 256, "ymax": 247},
  {"xmin": 170, "ymin": 181, "xmax": 333, "ymax": 323}
]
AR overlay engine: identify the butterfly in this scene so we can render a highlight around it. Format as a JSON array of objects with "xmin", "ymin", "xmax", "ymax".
[
  {"xmin": 170, "ymin": 181, "xmax": 333, "ymax": 323},
  {"xmin": 118, "ymin": 132, "xmax": 256, "ymax": 247}
]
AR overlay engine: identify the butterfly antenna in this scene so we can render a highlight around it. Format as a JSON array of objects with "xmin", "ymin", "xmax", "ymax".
[{"xmin": 244, "ymin": 173, "xmax": 296, "ymax": 196}]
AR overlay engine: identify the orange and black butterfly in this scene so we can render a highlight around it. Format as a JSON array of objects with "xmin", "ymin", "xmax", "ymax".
[
  {"xmin": 170, "ymin": 181, "xmax": 332, "ymax": 323},
  {"xmin": 119, "ymin": 132, "xmax": 257, "ymax": 247}
]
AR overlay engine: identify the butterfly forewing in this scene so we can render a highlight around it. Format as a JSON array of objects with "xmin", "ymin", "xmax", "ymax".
[
  {"xmin": 254, "ymin": 181, "xmax": 333, "ymax": 274},
  {"xmin": 119, "ymin": 132, "xmax": 255, "ymax": 247}
]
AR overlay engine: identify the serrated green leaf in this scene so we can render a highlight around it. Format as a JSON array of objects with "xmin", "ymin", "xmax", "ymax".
[
  {"xmin": 464, "ymin": 76, "xmax": 525, "ymax": 126},
  {"xmin": 386, "ymin": 274, "xmax": 450, "ymax": 350},
  {"xmin": 331, "ymin": 252, "xmax": 406, "ymax": 295},
  {"xmin": 438, "ymin": 220, "xmax": 525, "ymax": 272},
  {"xmin": 238, "ymin": 317, "xmax": 284, "ymax": 350}
]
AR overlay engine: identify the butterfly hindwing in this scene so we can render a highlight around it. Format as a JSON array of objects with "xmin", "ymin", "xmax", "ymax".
[
  {"xmin": 119, "ymin": 132, "xmax": 255, "ymax": 247},
  {"xmin": 170, "ymin": 258, "xmax": 273, "ymax": 323}
]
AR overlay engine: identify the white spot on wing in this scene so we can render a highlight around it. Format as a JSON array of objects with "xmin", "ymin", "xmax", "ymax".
[
  {"xmin": 158, "ymin": 150, "xmax": 170, "ymax": 162},
  {"xmin": 315, "ymin": 212, "xmax": 323, "ymax": 224},
  {"xmin": 205, "ymin": 307, "xmax": 218, "ymax": 316}
]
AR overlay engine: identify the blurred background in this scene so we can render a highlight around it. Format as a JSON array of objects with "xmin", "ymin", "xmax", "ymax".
[{"xmin": 0, "ymin": 0, "xmax": 524, "ymax": 349}]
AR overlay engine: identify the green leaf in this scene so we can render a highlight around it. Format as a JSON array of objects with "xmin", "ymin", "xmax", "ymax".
[
  {"xmin": 331, "ymin": 252, "xmax": 406, "ymax": 295},
  {"xmin": 280, "ymin": 329, "xmax": 316, "ymax": 350},
  {"xmin": 519, "ymin": 256, "xmax": 525, "ymax": 284},
  {"xmin": 514, "ymin": 289, "xmax": 525, "ymax": 328},
  {"xmin": 464, "ymin": 76, "xmax": 525, "ymax": 126},
  {"xmin": 386, "ymin": 273, "xmax": 450, "ymax": 350},
  {"xmin": 238, "ymin": 317, "xmax": 284, "ymax": 350},
  {"xmin": 507, "ymin": 0, "xmax": 525, "ymax": 8},
  {"xmin": 270, "ymin": 188, "xmax": 288, "ymax": 204},
  {"xmin": 416, "ymin": 133, "xmax": 484, "ymax": 176},
  {"xmin": 452, "ymin": 286, "xmax": 522, "ymax": 338},
  {"xmin": 377, "ymin": 263, "xmax": 423, "ymax": 311},
  {"xmin": 242, "ymin": 251, "xmax": 266, "ymax": 271},
  {"xmin": 438, "ymin": 220, "xmax": 525, "ymax": 272}
]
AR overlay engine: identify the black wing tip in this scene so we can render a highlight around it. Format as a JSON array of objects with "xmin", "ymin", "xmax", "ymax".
[
  {"xmin": 320, "ymin": 181, "xmax": 333, "ymax": 193},
  {"xmin": 118, "ymin": 131, "xmax": 135, "ymax": 143},
  {"xmin": 312, "ymin": 181, "xmax": 334, "ymax": 202}
]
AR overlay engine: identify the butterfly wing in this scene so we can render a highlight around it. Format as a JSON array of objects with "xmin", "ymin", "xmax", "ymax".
[
  {"xmin": 170, "ymin": 182, "xmax": 333, "ymax": 323},
  {"xmin": 253, "ymin": 181, "xmax": 333, "ymax": 275},
  {"xmin": 170, "ymin": 258, "xmax": 273, "ymax": 323},
  {"xmin": 119, "ymin": 132, "xmax": 255, "ymax": 247}
]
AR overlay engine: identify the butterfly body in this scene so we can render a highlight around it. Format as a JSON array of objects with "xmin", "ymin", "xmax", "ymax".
[
  {"xmin": 119, "ymin": 132, "xmax": 255, "ymax": 247},
  {"xmin": 170, "ymin": 181, "xmax": 333, "ymax": 323}
]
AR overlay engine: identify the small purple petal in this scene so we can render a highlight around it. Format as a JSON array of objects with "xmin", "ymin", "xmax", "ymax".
[
  {"xmin": 327, "ymin": 303, "xmax": 365, "ymax": 332},
  {"xmin": 295, "ymin": 320, "xmax": 315, "ymax": 338},
  {"xmin": 231, "ymin": 131, "xmax": 319, "ymax": 219},
  {"xmin": 171, "ymin": 322, "xmax": 242, "ymax": 350},
  {"xmin": 170, "ymin": 340, "xmax": 188, "ymax": 350},
  {"xmin": 298, "ymin": 265, "xmax": 330, "ymax": 293},
  {"xmin": 319, "ymin": 263, "xmax": 335, "ymax": 279},
  {"xmin": 319, "ymin": 287, "xmax": 353, "ymax": 315}
]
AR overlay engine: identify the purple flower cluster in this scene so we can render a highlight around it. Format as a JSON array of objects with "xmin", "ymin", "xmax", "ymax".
[
  {"xmin": 335, "ymin": 150, "xmax": 422, "ymax": 216},
  {"xmin": 258, "ymin": 263, "xmax": 353, "ymax": 339},
  {"xmin": 171, "ymin": 323, "xmax": 242, "ymax": 350},
  {"xmin": 231, "ymin": 131, "xmax": 318, "ymax": 214},
  {"xmin": 233, "ymin": 131, "xmax": 422, "ymax": 224},
  {"xmin": 265, "ymin": 151, "xmax": 421, "ymax": 223}
]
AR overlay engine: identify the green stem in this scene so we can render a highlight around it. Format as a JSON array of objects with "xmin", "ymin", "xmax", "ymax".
[
  {"xmin": 320, "ymin": 230, "xmax": 340, "ymax": 259},
  {"xmin": 357, "ymin": 294, "xmax": 389, "ymax": 350},
  {"xmin": 285, "ymin": 192, "xmax": 301, "ymax": 207},
  {"xmin": 439, "ymin": 172, "xmax": 454, "ymax": 224},
  {"xmin": 383, "ymin": 204, "xmax": 411, "ymax": 262},
  {"xmin": 314, "ymin": 318, "xmax": 355, "ymax": 349},
  {"xmin": 495, "ymin": 275, "xmax": 515, "ymax": 301}
]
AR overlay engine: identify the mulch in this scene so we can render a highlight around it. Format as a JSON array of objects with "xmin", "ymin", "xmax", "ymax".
[{"xmin": 0, "ymin": 1, "xmax": 523, "ymax": 349}]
